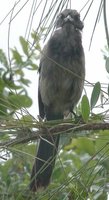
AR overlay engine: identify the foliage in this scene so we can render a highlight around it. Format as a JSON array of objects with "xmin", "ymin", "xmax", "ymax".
[
  {"xmin": 102, "ymin": 46, "xmax": 109, "ymax": 75},
  {"xmin": 0, "ymin": 31, "xmax": 40, "ymax": 118},
  {"xmin": 1, "ymin": 74, "xmax": 109, "ymax": 200},
  {"xmin": 1, "ymin": 40, "xmax": 109, "ymax": 199},
  {"xmin": 1, "ymin": 130, "xmax": 109, "ymax": 200}
]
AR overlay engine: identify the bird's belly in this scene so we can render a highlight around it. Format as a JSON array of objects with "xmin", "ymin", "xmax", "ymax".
[{"xmin": 40, "ymin": 65, "xmax": 84, "ymax": 114}]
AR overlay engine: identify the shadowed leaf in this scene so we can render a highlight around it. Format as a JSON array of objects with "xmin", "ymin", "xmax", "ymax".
[
  {"xmin": 81, "ymin": 95, "xmax": 90, "ymax": 122},
  {"xmin": 90, "ymin": 82, "xmax": 101, "ymax": 110}
]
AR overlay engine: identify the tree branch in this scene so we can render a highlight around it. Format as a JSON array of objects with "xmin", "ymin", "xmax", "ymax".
[{"xmin": 0, "ymin": 122, "xmax": 109, "ymax": 147}]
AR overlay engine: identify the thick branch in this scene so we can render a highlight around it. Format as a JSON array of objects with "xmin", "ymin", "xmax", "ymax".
[{"xmin": 0, "ymin": 122, "xmax": 109, "ymax": 147}]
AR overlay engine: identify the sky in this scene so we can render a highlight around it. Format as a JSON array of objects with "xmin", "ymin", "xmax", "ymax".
[{"xmin": 0, "ymin": 0, "xmax": 109, "ymax": 117}]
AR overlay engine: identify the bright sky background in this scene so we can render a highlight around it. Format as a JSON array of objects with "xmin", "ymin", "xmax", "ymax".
[{"xmin": 0, "ymin": 0, "xmax": 109, "ymax": 117}]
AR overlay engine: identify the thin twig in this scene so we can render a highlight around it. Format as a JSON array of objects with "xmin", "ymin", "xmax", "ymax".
[{"xmin": 0, "ymin": 0, "xmax": 21, "ymax": 25}]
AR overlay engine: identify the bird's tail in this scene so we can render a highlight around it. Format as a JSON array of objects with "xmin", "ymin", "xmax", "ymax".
[{"xmin": 30, "ymin": 134, "xmax": 60, "ymax": 191}]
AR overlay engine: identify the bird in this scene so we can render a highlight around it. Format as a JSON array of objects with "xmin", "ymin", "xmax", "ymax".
[{"xmin": 30, "ymin": 9, "xmax": 85, "ymax": 191}]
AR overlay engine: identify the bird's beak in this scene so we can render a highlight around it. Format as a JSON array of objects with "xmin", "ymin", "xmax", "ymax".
[{"xmin": 64, "ymin": 15, "xmax": 74, "ymax": 23}]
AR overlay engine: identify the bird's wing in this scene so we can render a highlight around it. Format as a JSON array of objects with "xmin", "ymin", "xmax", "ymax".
[
  {"xmin": 38, "ymin": 86, "xmax": 45, "ymax": 119},
  {"xmin": 38, "ymin": 47, "xmax": 46, "ymax": 119}
]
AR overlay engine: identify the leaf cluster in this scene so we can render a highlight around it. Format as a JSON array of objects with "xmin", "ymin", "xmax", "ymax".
[{"xmin": 0, "ymin": 32, "xmax": 40, "ymax": 117}]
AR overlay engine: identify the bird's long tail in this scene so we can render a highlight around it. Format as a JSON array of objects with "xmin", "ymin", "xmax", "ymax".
[{"xmin": 30, "ymin": 134, "xmax": 60, "ymax": 191}]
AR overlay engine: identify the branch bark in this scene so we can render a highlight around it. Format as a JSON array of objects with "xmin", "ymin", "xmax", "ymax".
[{"xmin": 0, "ymin": 122, "xmax": 109, "ymax": 147}]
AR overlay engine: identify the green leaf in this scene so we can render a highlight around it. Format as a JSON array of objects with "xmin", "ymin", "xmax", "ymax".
[
  {"xmin": 11, "ymin": 48, "xmax": 23, "ymax": 64},
  {"xmin": 6, "ymin": 81, "xmax": 22, "ymax": 90},
  {"xmin": 66, "ymin": 137, "xmax": 95, "ymax": 155},
  {"xmin": 15, "ymin": 69, "xmax": 24, "ymax": 76},
  {"xmin": 19, "ymin": 36, "xmax": 29, "ymax": 56},
  {"xmin": 90, "ymin": 82, "xmax": 101, "ymax": 110},
  {"xmin": 20, "ymin": 78, "xmax": 31, "ymax": 86},
  {"xmin": 0, "ymin": 96, "xmax": 7, "ymax": 115},
  {"xmin": 81, "ymin": 95, "xmax": 90, "ymax": 122},
  {"xmin": 0, "ymin": 49, "xmax": 8, "ymax": 68},
  {"xmin": 2, "ymin": 72, "xmax": 22, "ymax": 90},
  {"xmin": 8, "ymin": 94, "xmax": 32, "ymax": 109},
  {"xmin": 23, "ymin": 59, "xmax": 38, "ymax": 70},
  {"xmin": 20, "ymin": 115, "xmax": 34, "ymax": 125},
  {"xmin": 0, "ymin": 78, "xmax": 5, "ymax": 92},
  {"xmin": 31, "ymin": 31, "xmax": 40, "ymax": 42},
  {"xmin": 26, "ymin": 63, "xmax": 38, "ymax": 70}
]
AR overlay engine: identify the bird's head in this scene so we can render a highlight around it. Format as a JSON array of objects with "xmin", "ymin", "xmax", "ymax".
[{"xmin": 56, "ymin": 9, "xmax": 83, "ymax": 31}]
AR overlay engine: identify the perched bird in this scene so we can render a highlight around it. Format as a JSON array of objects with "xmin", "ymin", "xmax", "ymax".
[{"xmin": 30, "ymin": 9, "xmax": 85, "ymax": 191}]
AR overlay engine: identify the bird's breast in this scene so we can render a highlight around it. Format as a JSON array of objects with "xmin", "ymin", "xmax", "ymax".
[{"xmin": 39, "ymin": 27, "xmax": 85, "ymax": 114}]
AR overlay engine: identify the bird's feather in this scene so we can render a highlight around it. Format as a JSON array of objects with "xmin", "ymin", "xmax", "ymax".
[{"xmin": 30, "ymin": 9, "xmax": 85, "ymax": 191}]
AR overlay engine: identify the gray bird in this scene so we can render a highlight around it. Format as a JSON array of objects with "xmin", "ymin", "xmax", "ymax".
[{"xmin": 30, "ymin": 9, "xmax": 85, "ymax": 191}]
